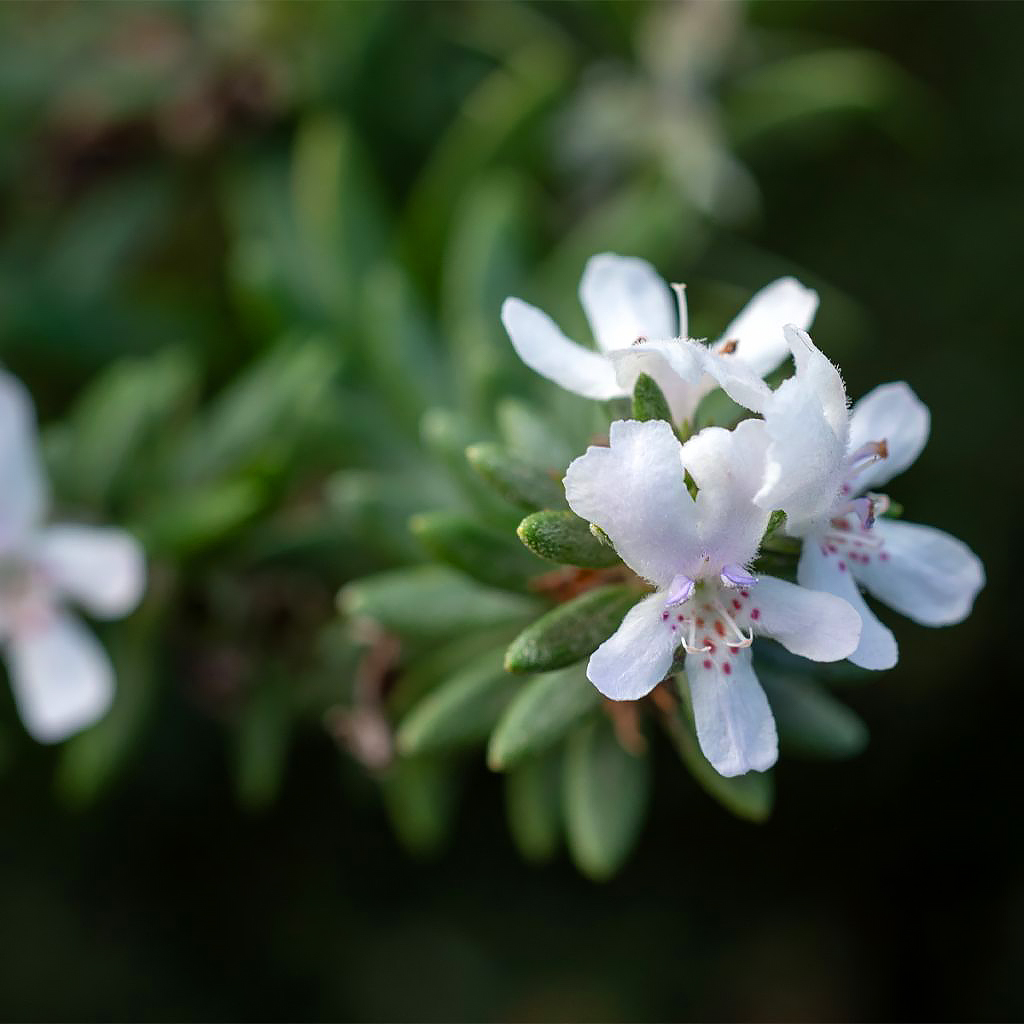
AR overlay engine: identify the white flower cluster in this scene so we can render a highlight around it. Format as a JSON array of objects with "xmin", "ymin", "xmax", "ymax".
[
  {"xmin": 0, "ymin": 370, "xmax": 145, "ymax": 743},
  {"xmin": 502, "ymin": 255, "xmax": 984, "ymax": 778}
]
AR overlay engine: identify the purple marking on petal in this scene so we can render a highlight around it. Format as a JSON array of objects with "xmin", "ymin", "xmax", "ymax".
[
  {"xmin": 720, "ymin": 564, "xmax": 757, "ymax": 588},
  {"xmin": 664, "ymin": 573, "xmax": 695, "ymax": 607}
]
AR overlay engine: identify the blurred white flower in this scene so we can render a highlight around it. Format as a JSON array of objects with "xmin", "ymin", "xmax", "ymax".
[
  {"xmin": 0, "ymin": 369, "xmax": 146, "ymax": 742},
  {"xmin": 501, "ymin": 252, "xmax": 817, "ymax": 423},
  {"xmin": 564, "ymin": 417, "xmax": 860, "ymax": 777},
  {"xmin": 755, "ymin": 327, "xmax": 985, "ymax": 669}
]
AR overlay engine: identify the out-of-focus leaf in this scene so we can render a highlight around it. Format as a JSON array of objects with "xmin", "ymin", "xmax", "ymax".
[
  {"xmin": 135, "ymin": 479, "xmax": 264, "ymax": 557},
  {"xmin": 381, "ymin": 755, "xmax": 461, "ymax": 857},
  {"xmin": 44, "ymin": 347, "xmax": 198, "ymax": 508},
  {"xmin": 496, "ymin": 398, "xmax": 574, "ymax": 470},
  {"xmin": 664, "ymin": 685, "xmax": 774, "ymax": 823},
  {"xmin": 360, "ymin": 265, "xmax": 450, "ymax": 429},
  {"xmin": 505, "ymin": 748, "xmax": 563, "ymax": 864},
  {"xmin": 410, "ymin": 510, "xmax": 542, "ymax": 591},
  {"xmin": 466, "ymin": 442, "xmax": 566, "ymax": 512},
  {"xmin": 340, "ymin": 566, "xmax": 541, "ymax": 640},
  {"xmin": 420, "ymin": 408, "xmax": 520, "ymax": 526},
  {"xmin": 56, "ymin": 599, "xmax": 163, "ymax": 807},
  {"xmin": 632, "ymin": 372, "xmax": 674, "ymax": 425},
  {"xmin": 488, "ymin": 664, "xmax": 600, "ymax": 770},
  {"xmin": 233, "ymin": 676, "xmax": 292, "ymax": 811},
  {"xmin": 397, "ymin": 649, "xmax": 518, "ymax": 756},
  {"xmin": 404, "ymin": 41, "xmax": 570, "ymax": 287},
  {"xmin": 177, "ymin": 337, "xmax": 339, "ymax": 483},
  {"xmin": 516, "ymin": 510, "xmax": 621, "ymax": 569},
  {"xmin": 725, "ymin": 49, "xmax": 931, "ymax": 149},
  {"xmin": 760, "ymin": 669, "xmax": 868, "ymax": 760},
  {"xmin": 563, "ymin": 715, "xmax": 649, "ymax": 881},
  {"xmin": 505, "ymin": 585, "xmax": 642, "ymax": 673}
]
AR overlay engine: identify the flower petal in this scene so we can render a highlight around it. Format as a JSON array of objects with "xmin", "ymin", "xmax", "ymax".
[
  {"xmin": 0, "ymin": 369, "xmax": 48, "ymax": 551},
  {"xmin": 754, "ymin": 327, "xmax": 849, "ymax": 533},
  {"xmin": 713, "ymin": 277, "xmax": 820, "ymax": 378},
  {"xmin": 579, "ymin": 253, "xmax": 677, "ymax": 354},
  {"xmin": 500, "ymin": 297, "xmax": 624, "ymax": 400},
  {"xmin": 564, "ymin": 419, "xmax": 700, "ymax": 587},
  {"xmin": 798, "ymin": 541, "xmax": 897, "ymax": 670},
  {"xmin": 751, "ymin": 574, "xmax": 861, "ymax": 662},
  {"xmin": 608, "ymin": 338, "xmax": 706, "ymax": 424},
  {"xmin": 5, "ymin": 611, "xmax": 114, "ymax": 743},
  {"xmin": 587, "ymin": 592, "xmax": 677, "ymax": 701},
  {"xmin": 847, "ymin": 382, "xmax": 930, "ymax": 493},
  {"xmin": 681, "ymin": 419, "xmax": 772, "ymax": 570},
  {"xmin": 34, "ymin": 526, "xmax": 146, "ymax": 619},
  {"xmin": 853, "ymin": 518, "xmax": 985, "ymax": 627},
  {"xmin": 686, "ymin": 647, "xmax": 777, "ymax": 777}
]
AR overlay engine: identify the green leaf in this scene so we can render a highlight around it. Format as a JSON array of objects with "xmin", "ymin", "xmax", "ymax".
[
  {"xmin": 496, "ymin": 398, "xmax": 574, "ymax": 470},
  {"xmin": 664, "ymin": 686, "xmax": 774, "ymax": 823},
  {"xmin": 466, "ymin": 442, "xmax": 566, "ymax": 512},
  {"xmin": 233, "ymin": 676, "xmax": 292, "ymax": 811},
  {"xmin": 396, "ymin": 649, "xmax": 519, "ymax": 756},
  {"xmin": 381, "ymin": 756, "xmax": 460, "ymax": 857},
  {"xmin": 759, "ymin": 670, "xmax": 869, "ymax": 760},
  {"xmin": 504, "ymin": 585, "xmax": 643, "ymax": 674},
  {"xmin": 563, "ymin": 716, "xmax": 649, "ymax": 881},
  {"xmin": 488, "ymin": 664, "xmax": 600, "ymax": 770},
  {"xmin": 505, "ymin": 749, "xmax": 563, "ymax": 864},
  {"xmin": 632, "ymin": 372, "xmax": 674, "ymax": 424},
  {"xmin": 340, "ymin": 566, "xmax": 540, "ymax": 640},
  {"xmin": 410, "ymin": 510, "xmax": 543, "ymax": 591},
  {"xmin": 517, "ymin": 510, "xmax": 620, "ymax": 569}
]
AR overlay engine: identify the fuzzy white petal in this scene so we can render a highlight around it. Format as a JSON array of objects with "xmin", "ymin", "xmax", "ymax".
[
  {"xmin": 853, "ymin": 519, "xmax": 985, "ymax": 627},
  {"xmin": 564, "ymin": 419, "xmax": 700, "ymax": 587},
  {"xmin": 608, "ymin": 339, "xmax": 707, "ymax": 424},
  {"xmin": 0, "ymin": 370, "xmax": 48, "ymax": 551},
  {"xmin": 755, "ymin": 327, "xmax": 848, "ymax": 531},
  {"xmin": 681, "ymin": 419, "xmax": 772, "ymax": 570},
  {"xmin": 752, "ymin": 574, "xmax": 861, "ymax": 662},
  {"xmin": 500, "ymin": 297, "xmax": 624, "ymax": 400},
  {"xmin": 35, "ymin": 526, "xmax": 146, "ymax": 619},
  {"xmin": 579, "ymin": 253, "xmax": 677, "ymax": 354},
  {"xmin": 714, "ymin": 277, "xmax": 819, "ymax": 378},
  {"xmin": 586, "ymin": 592, "xmax": 676, "ymax": 701},
  {"xmin": 686, "ymin": 647, "xmax": 777, "ymax": 777},
  {"xmin": 847, "ymin": 382, "xmax": 931, "ymax": 493},
  {"xmin": 798, "ymin": 541, "xmax": 897, "ymax": 670},
  {"xmin": 5, "ymin": 611, "xmax": 114, "ymax": 743}
]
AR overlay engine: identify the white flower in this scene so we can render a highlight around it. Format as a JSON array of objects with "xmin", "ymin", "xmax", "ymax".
[
  {"xmin": 564, "ymin": 417, "xmax": 861, "ymax": 777},
  {"xmin": 0, "ymin": 369, "xmax": 146, "ymax": 743},
  {"xmin": 755, "ymin": 327, "xmax": 985, "ymax": 670},
  {"xmin": 501, "ymin": 252, "xmax": 819, "ymax": 424}
]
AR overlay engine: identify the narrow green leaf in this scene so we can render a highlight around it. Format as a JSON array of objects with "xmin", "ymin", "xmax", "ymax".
[
  {"xmin": 410, "ymin": 510, "xmax": 543, "ymax": 591},
  {"xmin": 564, "ymin": 716, "xmax": 649, "ymax": 881},
  {"xmin": 488, "ymin": 663, "xmax": 600, "ymax": 770},
  {"xmin": 664, "ymin": 686, "xmax": 774, "ymax": 823},
  {"xmin": 505, "ymin": 585, "xmax": 643, "ymax": 674},
  {"xmin": 505, "ymin": 749, "xmax": 563, "ymax": 864},
  {"xmin": 397, "ymin": 649, "xmax": 519, "ymax": 756},
  {"xmin": 759, "ymin": 670, "xmax": 869, "ymax": 760},
  {"xmin": 517, "ymin": 510, "xmax": 620, "ymax": 569},
  {"xmin": 381, "ymin": 756, "xmax": 460, "ymax": 857},
  {"xmin": 632, "ymin": 372, "xmax": 674, "ymax": 424},
  {"xmin": 340, "ymin": 566, "xmax": 540, "ymax": 640},
  {"xmin": 496, "ymin": 398, "xmax": 574, "ymax": 470},
  {"xmin": 233, "ymin": 677, "xmax": 292, "ymax": 811},
  {"xmin": 466, "ymin": 442, "xmax": 566, "ymax": 512}
]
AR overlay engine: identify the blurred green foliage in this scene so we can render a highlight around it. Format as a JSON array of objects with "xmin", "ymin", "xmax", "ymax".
[{"xmin": 0, "ymin": 2, "xmax": 1017, "ymax": 1020}]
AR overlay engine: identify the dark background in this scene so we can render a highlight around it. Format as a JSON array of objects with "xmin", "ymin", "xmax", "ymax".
[{"xmin": 0, "ymin": 2, "xmax": 1020, "ymax": 1020}]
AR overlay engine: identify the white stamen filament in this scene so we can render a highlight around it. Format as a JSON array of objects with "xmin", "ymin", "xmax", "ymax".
[
  {"xmin": 713, "ymin": 599, "xmax": 753, "ymax": 649},
  {"xmin": 682, "ymin": 616, "xmax": 711, "ymax": 654}
]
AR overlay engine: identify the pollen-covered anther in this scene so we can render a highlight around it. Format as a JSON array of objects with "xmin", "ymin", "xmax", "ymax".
[
  {"xmin": 844, "ymin": 438, "xmax": 888, "ymax": 475},
  {"xmin": 719, "ymin": 338, "xmax": 739, "ymax": 355}
]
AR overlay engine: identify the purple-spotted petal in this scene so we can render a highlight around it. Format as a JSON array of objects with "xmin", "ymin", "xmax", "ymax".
[{"xmin": 685, "ymin": 646, "xmax": 777, "ymax": 777}]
